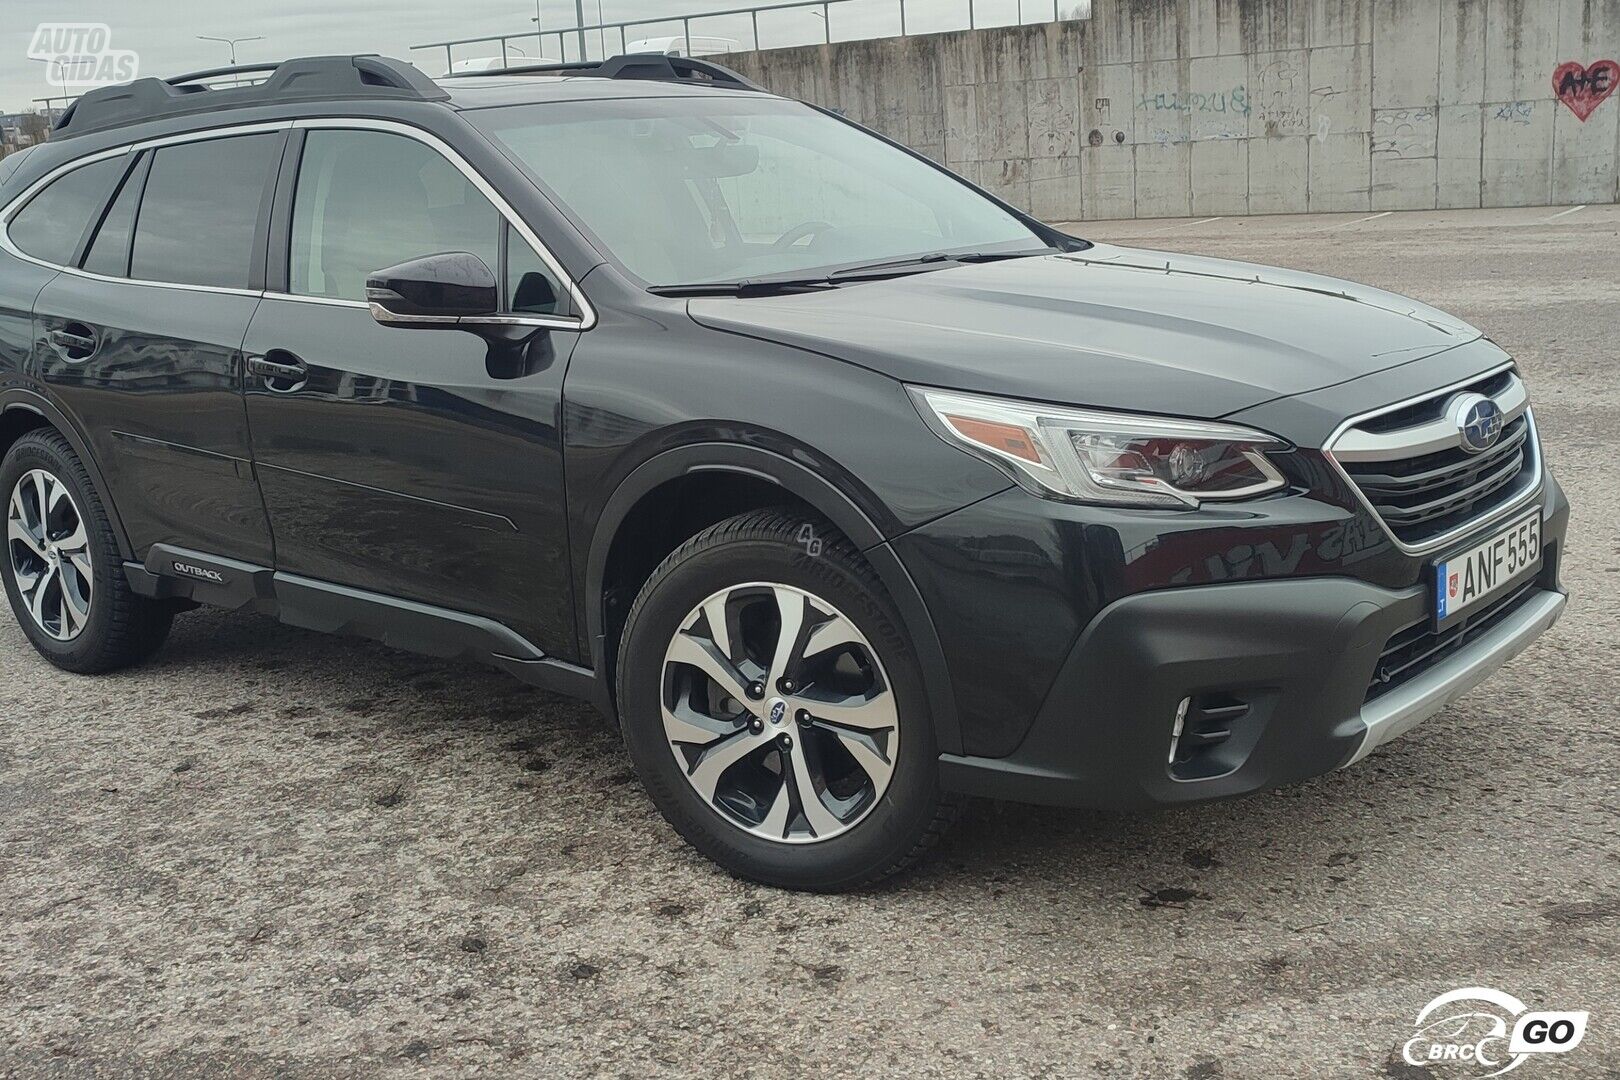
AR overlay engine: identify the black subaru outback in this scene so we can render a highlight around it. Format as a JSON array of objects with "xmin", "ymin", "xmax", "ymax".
[{"xmin": 0, "ymin": 55, "xmax": 1568, "ymax": 890}]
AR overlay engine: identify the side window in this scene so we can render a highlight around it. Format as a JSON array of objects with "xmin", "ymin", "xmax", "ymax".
[
  {"xmin": 290, "ymin": 130, "xmax": 502, "ymax": 302},
  {"xmin": 505, "ymin": 222, "xmax": 566, "ymax": 315},
  {"xmin": 131, "ymin": 133, "xmax": 280, "ymax": 290},
  {"xmin": 5, "ymin": 156, "xmax": 125, "ymax": 266},
  {"xmin": 81, "ymin": 153, "xmax": 146, "ymax": 277}
]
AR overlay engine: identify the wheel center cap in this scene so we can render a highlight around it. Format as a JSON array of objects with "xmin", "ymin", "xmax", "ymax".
[{"xmin": 766, "ymin": 697, "xmax": 788, "ymax": 726}]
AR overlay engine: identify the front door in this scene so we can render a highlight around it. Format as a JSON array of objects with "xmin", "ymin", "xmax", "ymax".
[{"xmin": 242, "ymin": 124, "xmax": 583, "ymax": 657}]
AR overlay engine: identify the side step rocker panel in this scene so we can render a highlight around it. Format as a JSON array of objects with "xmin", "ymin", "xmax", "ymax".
[{"xmin": 127, "ymin": 544, "xmax": 600, "ymax": 705}]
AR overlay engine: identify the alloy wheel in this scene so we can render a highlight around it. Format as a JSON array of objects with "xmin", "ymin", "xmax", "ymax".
[
  {"xmin": 7, "ymin": 469, "xmax": 94, "ymax": 642},
  {"xmin": 661, "ymin": 581, "xmax": 900, "ymax": 843}
]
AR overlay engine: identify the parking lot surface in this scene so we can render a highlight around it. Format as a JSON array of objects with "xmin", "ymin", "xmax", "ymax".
[{"xmin": 3, "ymin": 206, "xmax": 1618, "ymax": 1078}]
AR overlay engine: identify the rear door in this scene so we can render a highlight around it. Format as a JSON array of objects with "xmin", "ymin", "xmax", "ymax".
[
  {"xmin": 28, "ymin": 128, "xmax": 283, "ymax": 566},
  {"xmin": 0, "ymin": 148, "xmax": 70, "ymax": 398},
  {"xmin": 241, "ymin": 122, "xmax": 583, "ymax": 657}
]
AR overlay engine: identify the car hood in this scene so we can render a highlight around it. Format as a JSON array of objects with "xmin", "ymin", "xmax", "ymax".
[{"xmin": 688, "ymin": 243, "xmax": 1481, "ymax": 419}]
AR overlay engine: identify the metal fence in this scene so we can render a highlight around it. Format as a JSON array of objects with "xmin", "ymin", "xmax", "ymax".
[
  {"xmin": 414, "ymin": 0, "xmax": 1086, "ymax": 73},
  {"xmin": 23, "ymin": 0, "xmax": 1085, "ymax": 125},
  {"xmin": 32, "ymin": 95, "xmax": 78, "ymax": 130}
]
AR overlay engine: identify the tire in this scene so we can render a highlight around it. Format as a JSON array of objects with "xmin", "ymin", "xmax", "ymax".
[
  {"xmin": 1, "ymin": 429, "xmax": 173, "ymax": 673},
  {"xmin": 617, "ymin": 508, "xmax": 958, "ymax": 891}
]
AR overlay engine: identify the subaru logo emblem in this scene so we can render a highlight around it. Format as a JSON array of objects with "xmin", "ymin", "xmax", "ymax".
[
  {"xmin": 769, "ymin": 699, "xmax": 787, "ymax": 725},
  {"xmin": 1450, "ymin": 393, "xmax": 1504, "ymax": 454}
]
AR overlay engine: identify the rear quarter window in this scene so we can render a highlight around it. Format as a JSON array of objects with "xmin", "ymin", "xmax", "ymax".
[
  {"xmin": 5, "ymin": 155, "xmax": 125, "ymax": 266},
  {"xmin": 81, "ymin": 153, "xmax": 146, "ymax": 277}
]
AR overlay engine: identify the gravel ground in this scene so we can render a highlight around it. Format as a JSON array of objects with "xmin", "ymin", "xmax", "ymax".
[{"xmin": 3, "ymin": 205, "xmax": 1618, "ymax": 1079}]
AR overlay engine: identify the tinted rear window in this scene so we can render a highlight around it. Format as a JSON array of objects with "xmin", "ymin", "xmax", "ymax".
[
  {"xmin": 6, "ymin": 156, "xmax": 125, "ymax": 265},
  {"xmin": 81, "ymin": 153, "xmax": 146, "ymax": 277},
  {"xmin": 131, "ymin": 133, "xmax": 279, "ymax": 290}
]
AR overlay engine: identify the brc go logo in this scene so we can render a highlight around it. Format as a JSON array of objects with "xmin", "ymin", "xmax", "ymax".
[
  {"xmin": 1402, "ymin": 987, "xmax": 1589, "ymax": 1076},
  {"xmin": 27, "ymin": 23, "xmax": 139, "ymax": 88}
]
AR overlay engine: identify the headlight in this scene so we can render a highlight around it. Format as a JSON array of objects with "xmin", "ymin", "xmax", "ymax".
[{"xmin": 910, "ymin": 386, "xmax": 1289, "ymax": 508}]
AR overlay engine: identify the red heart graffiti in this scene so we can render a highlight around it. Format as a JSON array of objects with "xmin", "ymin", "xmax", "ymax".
[{"xmin": 1553, "ymin": 59, "xmax": 1619, "ymax": 121}]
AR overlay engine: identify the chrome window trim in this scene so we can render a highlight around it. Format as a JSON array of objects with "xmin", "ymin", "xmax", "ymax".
[
  {"xmin": 292, "ymin": 117, "xmax": 595, "ymax": 330},
  {"xmin": 1321, "ymin": 361, "xmax": 1545, "ymax": 556},
  {"xmin": 260, "ymin": 292, "xmax": 368, "ymax": 310},
  {"xmin": 262, "ymin": 292, "xmax": 583, "ymax": 332},
  {"xmin": 463, "ymin": 313, "xmax": 583, "ymax": 329},
  {"xmin": 366, "ymin": 302, "xmax": 460, "ymax": 326},
  {"xmin": 131, "ymin": 121, "xmax": 293, "ymax": 150},
  {"xmin": 0, "ymin": 122, "xmax": 294, "ymax": 297},
  {"xmin": 358, "ymin": 304, "xmax": 581, "ymax": 330},
  {"xmin": 0, "ymin": 122, "xmax": 291, "ymax": 298},
  {"xmin": 0, "ymin": 118, "xmax": 595, "ymax": 329}
]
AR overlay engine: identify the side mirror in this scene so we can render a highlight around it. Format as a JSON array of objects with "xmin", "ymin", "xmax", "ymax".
[{"xmin": 366, "ymin": 251, "xmax": 498, "ymax": 327}]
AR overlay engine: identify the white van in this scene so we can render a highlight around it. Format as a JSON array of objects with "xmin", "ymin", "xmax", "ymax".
[
  {"xmin": 623, "ymin": 35, "xmax": 740, "ymax": 57},
  {"xmin": 445, "ymin": 54, "xmax": 561, "ymax": 76}
]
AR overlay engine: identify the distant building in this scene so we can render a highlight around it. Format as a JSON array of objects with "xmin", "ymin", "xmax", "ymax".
[{"xmin": 0, "ymin": 112, "xmax": 48, "ymax": 159}]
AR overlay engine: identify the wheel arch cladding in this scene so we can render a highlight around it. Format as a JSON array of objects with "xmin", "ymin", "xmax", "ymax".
[
  {"xmin": 0, "ymin": 404, "xmax": 51, "ymax": 457},
  {"xmin": 0, "ymin": 394, "xmax": 134, "ymax": 562},
  {"xmin": 587, "ymin": 445, "xmax": 964, "ymax": 755}
]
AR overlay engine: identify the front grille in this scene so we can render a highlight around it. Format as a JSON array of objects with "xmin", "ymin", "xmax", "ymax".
[
  {"xmin": 1343, "ymin": 416, "xmax": 1530, "ymax": 541},
  {"xmin": 1356, "ymin": 368, "xmax": 1515, "ymax": 433},
  {"xmin": 1329, "ymin": 368, "xmax": 1540, "ymax": 549},
  {"xmin": 1365, "ymin": 579, "xmax": 1539, "ymax": 703}
]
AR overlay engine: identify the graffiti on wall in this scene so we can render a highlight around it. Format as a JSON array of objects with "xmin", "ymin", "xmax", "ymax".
[
  {"xmin": 1372, "ymin": 107, "xmax": 1437, "ymax": 157},
  {"xmin": 1553, "ymin": 60, "xmax": 1618, "ymax": 121},
  {"xmin": 1251, "ymin": 56, "xmax": 1307, "ymax": 136},
  {"xmin": 1135, "ymin": 86, "xmax": 1251, "ymax": 117},
  {"xmin": 1494, "ymin": 101, "xmax": 1536, "ymax": 125}
]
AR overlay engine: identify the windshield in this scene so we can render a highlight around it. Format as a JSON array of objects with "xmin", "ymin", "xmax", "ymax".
[{"xmin": 470, "ymin": 96, "xmax": 1045, "ymax": 287}]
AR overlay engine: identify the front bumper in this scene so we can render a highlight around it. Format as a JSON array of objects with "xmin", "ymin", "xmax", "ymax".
[
  {"xmin": 937, "ymin": 572, "xmax": 1564, "ymax": 809},
  {"xmin": 1345, "ymin": 586, "xmax": 1564, "ymax": 765},
  {"xmin": 904, "ymin": 474, "xmax": 1570, "ymax": 810}
]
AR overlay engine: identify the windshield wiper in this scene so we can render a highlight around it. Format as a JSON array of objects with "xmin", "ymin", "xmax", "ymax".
[
  {"xmin": 647, "ymin": 279, "xmax": 839, "ymax": 297},
  {"xmin": 647, "ymin": 247, "xmax": 1061, "ymax": 298},
  {"xmin": 826, "ymin": 246, "xmax": 1060, "ymax": 280}
]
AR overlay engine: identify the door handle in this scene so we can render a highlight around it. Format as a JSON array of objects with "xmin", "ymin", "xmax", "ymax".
[
  {"xmin": 47, "ymin": 323, "xmax": 98, "ymax": 361},
  {"xmin": 246, "ymin": 351, "xmax": 309, "ymax": 391}
]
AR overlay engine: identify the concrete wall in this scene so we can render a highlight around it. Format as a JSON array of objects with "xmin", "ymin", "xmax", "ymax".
[{"xmin": 723, "ymin": 0, "xmax": 1620, "ymax": 219}]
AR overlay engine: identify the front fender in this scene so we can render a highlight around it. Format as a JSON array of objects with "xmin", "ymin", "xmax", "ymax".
[{"xmin": 584, "ymin": 442, "xmax": 967, "ymax": 755}]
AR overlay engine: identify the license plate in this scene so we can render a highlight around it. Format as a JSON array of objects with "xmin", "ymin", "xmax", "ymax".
[{"xmin": 1433, "ymin": 513, "xmax": 1541, "ymax": 630}]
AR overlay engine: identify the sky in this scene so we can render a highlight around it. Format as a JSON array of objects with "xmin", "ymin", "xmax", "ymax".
[{"xmin": 5, "ymin": 0, "xmax": 1076, "ymax": 115}]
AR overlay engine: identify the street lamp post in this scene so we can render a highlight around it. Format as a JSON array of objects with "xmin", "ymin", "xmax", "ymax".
[
  {"xmin": 27, "ymin": 54, "xmax": 92, "ymax": 87},
  {"xmin": 196, "ymin": 35, "xmax": 264, "ymax": 66},
  {"xmin": 539, "ymin": 1, "xmax": 588, "ymax": 61}
]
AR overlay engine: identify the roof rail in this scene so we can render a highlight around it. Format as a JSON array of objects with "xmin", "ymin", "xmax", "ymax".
[
  {"xmin": 451, "ymin": 53, "xmax": 766, "ymax": 93},
  {"xmin": 166, "ymin": 62, "xmax": 288, "ymax": 86},
  {"xmin": 53, "ymin": 55, "xmax": 449, "ymax": 138}
]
